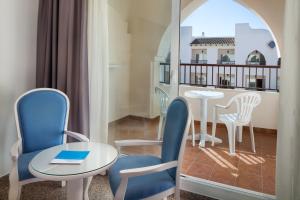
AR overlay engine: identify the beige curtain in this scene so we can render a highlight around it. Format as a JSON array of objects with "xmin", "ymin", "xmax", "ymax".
[
  {"xmin": 87, "ymin": 0, "xmax": 109, "ymax": 143},
  {"xmin": 277, "ymin": 0, "xmax": 300, "ymax": 199},
  {"xmin": 36, "ymin": 0, "xmax": 89, "ymax": 136}
]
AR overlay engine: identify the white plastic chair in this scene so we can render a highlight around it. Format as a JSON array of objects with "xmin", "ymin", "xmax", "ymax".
[
  {"xmin": 155, "ymin": 87, "xmax": 169, "ymax": 140},
  {"xmin": 212, "ymin": 92, "xmax": 261, "ymax": 155},
  {"xmin": 155, "ymin": 87, "xmax": 195, "ymax": 144}
]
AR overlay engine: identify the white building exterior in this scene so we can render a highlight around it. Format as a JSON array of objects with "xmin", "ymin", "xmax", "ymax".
[
  {"xmin": 180, "ymin": 23, "xmax": 279, "ymax": 65},
  {"xmin": 235, "ymin": 23, "xmax": 279, "ymax": 65},
  {"xmin": 178, "ymin": 23, "xmax": 280, "ymax": 91},
  {"xmin": 180, "ymin": 26, "xmax": 193, "ymax": 63}
]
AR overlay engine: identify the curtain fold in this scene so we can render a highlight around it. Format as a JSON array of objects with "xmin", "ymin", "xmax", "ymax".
[
  {"xmin": 36, "ymin": 0, "xmax": 89, "ymax": 136},
  {"xmin": 277, "ymin": 0, "xmax": 300, "ymax": 199},
  {"xmin": 87, "ymin": 0, "xmax": 109, "ymax": 143}
]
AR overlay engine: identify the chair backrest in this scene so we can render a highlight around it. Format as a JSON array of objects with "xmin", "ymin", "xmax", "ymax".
[
  {"xmin": 155, "ymin": 87, "xmax": 169, "ymax": 115},
  {"xmin": 231, "ymin": 92, "xmax": 261, "ymax": 124},
  {"xmin": 15, "ymin": 89, "xmax": 69, "ymax": 154},
  {"xmin": 161, "ymin": 97, "xmax": 191, "ymax": 180}
]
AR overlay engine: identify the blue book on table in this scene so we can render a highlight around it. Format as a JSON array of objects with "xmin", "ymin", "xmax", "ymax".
[{"xmin": 51, "ymin": 150, "xmax": 90, "ymax": 164}]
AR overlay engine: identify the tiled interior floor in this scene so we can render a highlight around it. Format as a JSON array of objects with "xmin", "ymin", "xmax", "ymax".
[{"xmin": 108, "ymin": 116, "xmax": 276, "ymax": 195}]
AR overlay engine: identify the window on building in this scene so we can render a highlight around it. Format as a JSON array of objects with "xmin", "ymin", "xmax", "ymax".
[
  {"xmin": 246, "ymin": 50, "xmax": 266, "ymax": 65},
  {"xmin": 218, "ymin": 49, "xmax": 235, "ymax": 64},
  {"xmin": 191, "ymin": 72, "xmax": 207, "ymax": 85},
  {"xmin": 191, "ymin": 49, "xmax": 207, "ymax": 63},
  {"xmin": 218, "ymin": 74, "xmax": 235, "ymax": 88},
  {"xmin": 245, "ymin": 75, "xmax": 266, "ymax": 90}
]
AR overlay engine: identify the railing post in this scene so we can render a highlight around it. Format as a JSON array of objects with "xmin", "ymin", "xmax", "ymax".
[
  {"xmin": 195, "ymin": 66, "xmax": 197, "ymax": 85},
  {"xmin": 269, "ymin": 68, "xmax": 271, "ymax": 90},
  {"xmin": 235, "ymin": 67, "xmax": 238, "ymax": 88},
  {"xmin": 217, "ymin": 66, "xmax": 220, "ymax": 88},
  {"xmin": 189, "ymin": 65, "xmax": 192, "ymax": 85},
  {"xmin": 212, "ymin": 66, "xmax": 214, "ymax": 87},
  {"xmin": 276, "ymin": 67, "xmax": 279, "ymax": 91},
  {"xmin": 206, "ymin": 65, "xmax": 208, "ymax": 86}
]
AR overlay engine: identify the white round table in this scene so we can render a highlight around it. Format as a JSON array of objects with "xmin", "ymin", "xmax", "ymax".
[
  {"xmin": 185, "ymin": 90, "xmax": 224, "ymax": 147},
  {"xmin": 29, "ymin": 142, "xmax": 118, "ymax": 200}
]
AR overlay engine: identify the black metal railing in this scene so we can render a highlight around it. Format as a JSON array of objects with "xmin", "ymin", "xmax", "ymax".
[
  {"xmin": 159, "ymin": 63, "xmax": 170, "ymax": 84},
  {"xmin": 160, "ymin": 62, "xmax": 280, "ymax": 91}
]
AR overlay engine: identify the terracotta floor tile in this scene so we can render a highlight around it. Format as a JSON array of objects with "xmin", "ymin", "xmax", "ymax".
[
  {"xmin": 196, "ymin": 148, "xmax": 221, "ymax": 166},
  {"xmin": 262, "ymin": 175, "xmax": 276, "ymax": 195},
  {"xmin": 236, "ymin": 173, "xmax": 262, "ymax": 192},
  {"xmin": 262, "ymin": 158, "xmax": 276, "ymax": 178},
  {"xmin": 237, "ymin": 153, "xmax": 263, "ymax": 176},
  {"xmin": 261, "ymin": 147, "xmax": 276, "ymax": 159},
  {"xmin": 202, "ymin": 148, "xmax": 239, "ymax": 171},
  {"xmin": 186, "ymin": 162, "xmax": 214, "ymax": 179},
  {"xmin": 210, "ymin": 167, "xmax": 238, "ymax": 185}
]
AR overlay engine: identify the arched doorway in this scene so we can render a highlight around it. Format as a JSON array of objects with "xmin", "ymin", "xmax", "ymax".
[
  {"xmin": 178, "ymin": 0, "xmax": 280, "ymax": 197},
  {"xmin": 246, "ymin": 50, "xmax": 266, "ymax": 65}
]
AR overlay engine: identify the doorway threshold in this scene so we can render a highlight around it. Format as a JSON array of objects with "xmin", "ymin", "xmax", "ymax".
[{"xmin": 180, "ymin": 174, "xmax": 276, "ymax": 200}]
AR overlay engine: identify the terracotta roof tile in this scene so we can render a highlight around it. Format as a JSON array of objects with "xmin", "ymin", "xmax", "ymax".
[{"xmin": 191, "ymin": 37, "xmax": 235, "ymax": 45}]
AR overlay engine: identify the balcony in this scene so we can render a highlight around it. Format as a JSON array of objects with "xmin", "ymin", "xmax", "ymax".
[
  {"xmin": 160, "ymin": 62, "xmax": 280, "ymax": 92},
  {"xmin": 154, "ymin": 62, "xmax": 279, "ymax": 195},
  {"xmin": 191, "ymin": 59, "xmax": 208, "ymax": 64},
  {"xmin": 217, "ymin": 59, "xmax": 236, "ymax": 64}
]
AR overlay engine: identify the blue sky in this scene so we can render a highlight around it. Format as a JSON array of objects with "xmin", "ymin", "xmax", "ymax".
[{"xmin": 181, "ymin": 0, "xmax": 268, "ymax": 37}]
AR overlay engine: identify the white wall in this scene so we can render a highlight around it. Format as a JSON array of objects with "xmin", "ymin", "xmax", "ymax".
[
  {"xmin": 0, "ymin": 0, "xmax": 39, "ymax": 176},
  {"xmin": 235, "ymin": 23, "xmax": 279, "ymax": 65},
  {"xmin": 179, "ymin": 86, "xmax": 279, "ymax": 130},
  {"xmin": 206, "ymin": 47, "xmax": 218, "ymax": 64},
  {"xmin": 108, "ymin": 0, "xmax": 172, "ymax": 120},
  {"xmin": 180, "ymin": 26, "xmax": 193, "ymax": 63},
  {"xmin": 128, "ymin": 0, "xmax": 171, "ymax": 117},
  {"xmin": 108, "ymin": 0, "xmax": 132, "ymax": 122},
  {"xmin": 235, "ymin": 0, "xmax": 284, "ymax": 54}
]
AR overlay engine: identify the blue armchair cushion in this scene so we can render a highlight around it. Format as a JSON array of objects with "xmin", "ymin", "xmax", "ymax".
[
  {"xmin": 18, "ymin": 150, "xmax": 42, "ymax": 181},
  {"xmin": 108, "ymin": 155, "xmax": 175, "ymax": 200},
  {"xmin": 161, "ymin": 98, "xmax": 188, "ymax": 179},
  {"xmin": 17, "ymin": 90, "xmax": 67, "ymax": 153}
]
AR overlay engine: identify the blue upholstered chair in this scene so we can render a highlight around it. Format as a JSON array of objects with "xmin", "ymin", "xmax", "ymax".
[
  {"xmin": 108, "ymin": 97, "xmax": 191, "ymax": 200},
  {"xmin": 9, "ymin": 88, "xmax": 89, "ymax": 200}
]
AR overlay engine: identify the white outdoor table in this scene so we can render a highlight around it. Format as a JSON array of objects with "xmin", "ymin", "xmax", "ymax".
[
  {"xmin": 184, "ymin": 90, "xmax": 224, "ymax": 147},
  {"xmin": 29, "ymin": 142, "xmax": 118, "ymax": 200}
]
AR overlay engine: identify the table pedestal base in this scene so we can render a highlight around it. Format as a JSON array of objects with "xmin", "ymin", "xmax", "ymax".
[
  {"xmin": 187, "ymin": 133, "xmax": 222, "ymax": 147},
  {"xmin": 199, "ymin": 133, "xmax": 222, "ymax": 147}
]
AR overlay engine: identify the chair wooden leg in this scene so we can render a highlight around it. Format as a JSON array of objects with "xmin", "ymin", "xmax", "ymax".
[
  {"xmin": 212, "ymin": 120, "xmax": 217, "ymax": 146},
  {"xmin": 249, "ymin": 122, "xmax": 256, "ymax": 153},
  {"xmin": 175, "ymin": 188, "xmax": 180, "ymax": 200},
  {"xmin": 9, "ymin": 184, "xmax": 21, "ymax": 200},
  {"xmin": 9, "ymin": 166, "xmax": 21, "ymax": 200}
]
